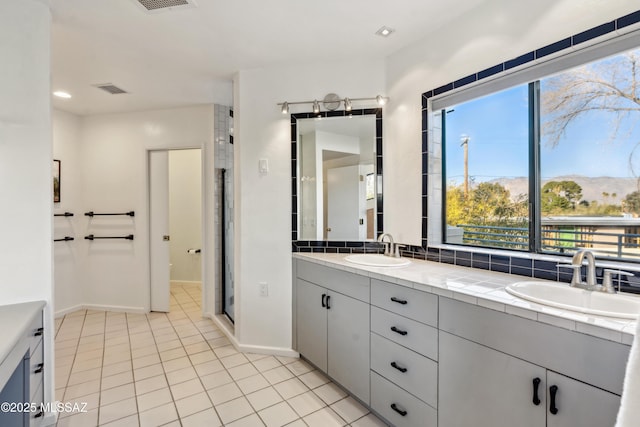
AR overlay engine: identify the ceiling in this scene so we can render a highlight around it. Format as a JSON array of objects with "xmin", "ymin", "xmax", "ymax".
[{"xmin": 51, "ymin": 0, "xmax": 483, "ymax": 115}]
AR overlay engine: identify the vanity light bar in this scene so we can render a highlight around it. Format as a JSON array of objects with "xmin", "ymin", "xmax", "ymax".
[{"xmin": 278, "ymin": 95, "xmax": 388, "ymax": 114}]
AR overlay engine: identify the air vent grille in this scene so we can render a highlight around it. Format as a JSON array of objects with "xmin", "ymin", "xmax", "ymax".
[
  {"xmin": 135, "ymin": 0, "xmax": 192, "ymax": 11},
  {"xmin": 94, "ymin": 84, "xmax": 128, "ymax": 95}
]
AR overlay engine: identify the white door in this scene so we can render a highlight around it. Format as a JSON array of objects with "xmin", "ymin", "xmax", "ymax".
[
  {"xmin": 150, "ymin": 150, "xmax": 170, "ymax": 312},
  {"xmin": 326, "ymin": 165, "xmax": 359, "ymax": 240}
]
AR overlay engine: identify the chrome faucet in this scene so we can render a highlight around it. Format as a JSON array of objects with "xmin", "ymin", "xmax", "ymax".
[
  {"xmin": 377, "ymin": 233, "xmax": 395, "ymax": 257},
  {"xmin": 570, "ymin": 249, "xmax": 597, "ymax": 289}
]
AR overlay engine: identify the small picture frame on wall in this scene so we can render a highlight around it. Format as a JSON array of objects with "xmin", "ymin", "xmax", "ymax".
[{"xmin": 53, "ymin": 159, "xmax": 61, "ymax": 203}]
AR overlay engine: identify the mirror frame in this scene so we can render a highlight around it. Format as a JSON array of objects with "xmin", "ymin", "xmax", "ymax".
[{"xmin": 291, "ymin": 108, "xmax": 383, "ymax": 252}]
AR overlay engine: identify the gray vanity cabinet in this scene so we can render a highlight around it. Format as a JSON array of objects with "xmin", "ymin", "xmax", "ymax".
[
  {"xmin": 546, "ymin": 371, "xmax": 620, "ymax": 427},
  {"xmin": 295, "ymin": 261, "xmax": 371, "ymax": 404},
  {"xmin": 439, "ymin": 331, "xmax": 547, "ymax": 427},
  {"xmin": 296, "ymin": 279, "xmax": 328, "ymax": 371},
  {"xmin": 439, "ymin": 332, "xmax": 621, "ymax": 427},
  {"xmin": 439, "ymin": 297, "xmax": 626, "ymax": 427}
]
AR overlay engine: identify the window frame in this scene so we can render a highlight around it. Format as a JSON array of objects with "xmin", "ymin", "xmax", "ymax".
[{"xmin": 424, "ymin": 19, "xmax": 640, "ymax": 266}]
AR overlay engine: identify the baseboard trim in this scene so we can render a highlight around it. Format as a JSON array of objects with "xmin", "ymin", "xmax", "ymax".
[
  {"xmin": 205, "ymin": 312, "xmax": 299, "ymax": 358},
  {"xmin": 55, "ymin": 304, "xmax": 147, "ymax": 318},
  {"xmin": 54, "ymin": 304, "xmax": 84, "ymax": 318}
]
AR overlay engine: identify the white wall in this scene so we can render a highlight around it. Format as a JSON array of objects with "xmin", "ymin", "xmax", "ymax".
[
  {"xmin": 53, "ymin": 109, "xmax": 84, "ymax": 312},
  {"xmin": 169, "ymin": 149, "xmax": 202, "ymax": 283},
  {"xmin": 384, "ymin": 0, "xmax": 640, "ymax": 246},
  {"xmin": 233, "ymin": 59, "xmax": 385, "ymax": 352},
  {"xmin": 67, "ymin": 105, "xmax": 214, "ymax": 313},
  {"xmin": 0, "ymin": 0, "xmax": 54, "ymax": 417}
]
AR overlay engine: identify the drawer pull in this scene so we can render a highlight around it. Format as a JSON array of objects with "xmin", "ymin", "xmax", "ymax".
[
  {"xmin": 34, "ymin": 363, "xmax": 44, "ymax": 374},
  {"xmin": 549, "ymin": 385, "xmax": 559, "ymax": 415},
  {"xmin": 390, "ymin": 326, "xmax": 408, "ymax": 336},
  {"xmin": 390, "ymin": 361, "xmax": 408, "ymax": 373},
  {"xmin": 390, "ymin": 297, "xmax": 407, "ymax": 305},
  {"xmin": 34, "ymin": 327, "xmax": 43, "ymax": 337},
  {"xmin": 390, "ymin": 403, "xmax": 408, "ymax": 417},
  {"xmin": 532, "ymin": 377, "xmax": 541, "ymax": 406}
]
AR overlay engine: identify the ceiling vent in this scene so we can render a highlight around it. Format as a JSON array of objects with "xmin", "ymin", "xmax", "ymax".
[
  {"xmin": 132, "ymin": 0, "xmax": 197, "ymax": 13},
  {"xmin": 93, "ymin": 83, "xmax": 128, "ymax": 95}
]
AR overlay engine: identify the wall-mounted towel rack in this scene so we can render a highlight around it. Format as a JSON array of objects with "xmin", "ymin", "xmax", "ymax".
[
  {"xmin": 84, "ymin": 211, "xmax": 135, "ymax": 217},
  {"xmin": 54, "ymin": 237, "xmax": 75, "ymax": 242},
  {"xmin": 84, "ymin": 234, "xmax": 134, "ymax": 241},
  {"xmin": 54, "ymin": 212, "xmax": 74, "ymax": 217}
]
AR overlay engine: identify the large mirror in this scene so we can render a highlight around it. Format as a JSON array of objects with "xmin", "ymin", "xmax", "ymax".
[{"xmin": 291, "ymin": 109, "xmax": 383, "ymax": 244}]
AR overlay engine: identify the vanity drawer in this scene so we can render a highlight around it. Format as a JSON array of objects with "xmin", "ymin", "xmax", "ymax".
[
  {"xmin": 371, "ymin": 371, "xmax": 437, "ymax": 427},
  {"xmin": 297, "ymin": 260, "xmax": 370, "ymax": 302},
  {"xmin": 370, "ymin": 333, "xmax": 437, "ymax": 407},
  {"xmin": 27, "ymin": 311, "xmax": 44, "ymax": 356},
  {"xmin": 371, "ymin": 279, "xmax": 437, "ymax": 326},
  {"xmin": 29, "ymin": 340, "xmax": 44, "ymax": 403},
  {"xmin": 371, "ymin": 306, "xmax": 438, "ymax": 360}
]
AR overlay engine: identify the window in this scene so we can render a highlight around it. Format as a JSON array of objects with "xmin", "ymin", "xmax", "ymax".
[{"xmin": 440, "ymin": 46, "xmax": 640, "ymax": 262}]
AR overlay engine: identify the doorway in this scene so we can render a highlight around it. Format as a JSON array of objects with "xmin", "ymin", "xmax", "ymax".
[{"xmin": 149, "ymin": 148, "xmax": 203, "ymax": 312}]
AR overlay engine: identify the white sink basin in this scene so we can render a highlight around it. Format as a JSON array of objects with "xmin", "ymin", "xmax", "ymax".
[
  {"xmin": 506, "ymin": 281, "xmax": 640, "ymax": 319},
  {"xmin": 345, "ymin": 254, "xmax": 411, "ymax": 268}
]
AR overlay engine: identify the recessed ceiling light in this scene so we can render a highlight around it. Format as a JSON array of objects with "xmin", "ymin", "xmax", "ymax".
[
  {"xmin": 375, "ymin": 26, "xmax": 395, "ymax": 37},
  {"xmin": 53, "ymin": 91, "xmax": 72, "ymax": 99}
]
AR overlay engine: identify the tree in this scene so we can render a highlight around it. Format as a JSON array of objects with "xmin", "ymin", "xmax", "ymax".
[
  {"xmin": 623, "ymin": 191, "xmax": 640, "ymax": 215},
  {"xmin": 542, "ymin": 48, "xmax": 640, "ymax": 177},
  {"xmin": 541, "ymin": 180, "xmax": 583, "ymax": 213}
]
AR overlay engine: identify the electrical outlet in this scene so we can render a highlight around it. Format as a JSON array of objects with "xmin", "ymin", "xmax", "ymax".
[{"xmin": 259, "ymin": 282, "xmax": 268, "ymax": 297}]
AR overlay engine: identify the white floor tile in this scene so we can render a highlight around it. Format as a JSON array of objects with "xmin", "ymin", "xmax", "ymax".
[
  {"xmin": 54, "ymin": 285, "xmax": 387, "ymax": 427},
  {"xmin": 180, "ymin": 408, "xmax": 222, "ymax": 427},
  {"xmin": 258, "ymin": 401, "xmax": 299, "ymax": 427},
  {"xmin": 246, "ymin": 386, "xmax": 283, "ymax": 411},
  {"xmin": 215, "ymin": 396, "xmax": 254, "ymax": 425},
  {"xmin": 331, "ymin": 396, "xmax": 369, "ymax": 423}
]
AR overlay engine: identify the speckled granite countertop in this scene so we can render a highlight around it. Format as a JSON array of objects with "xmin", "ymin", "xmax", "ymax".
[{"xmin": 294, "ymin": 253, "xmax": 637, "ymax": 345}]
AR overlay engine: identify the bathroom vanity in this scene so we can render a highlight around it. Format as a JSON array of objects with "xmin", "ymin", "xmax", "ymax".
[
  {"xmin": 0, "ymin": 301, "xmax": 47, "ymax": 427},
  {"xmin": 292, "ymin": 253, "xmax": 633, "ymax": 427}
]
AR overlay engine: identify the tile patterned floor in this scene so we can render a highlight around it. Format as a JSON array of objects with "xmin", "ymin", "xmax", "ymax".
[{"xmin": 54, "ymin": 284, "xmax": 387, "ymax": 426}]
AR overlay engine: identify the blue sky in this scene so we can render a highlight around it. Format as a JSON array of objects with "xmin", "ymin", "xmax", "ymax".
[{"xmin": 444, "ymin": 74, "xmax": 640, "ymax": 184}]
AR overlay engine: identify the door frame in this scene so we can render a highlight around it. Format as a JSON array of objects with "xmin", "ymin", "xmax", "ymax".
[{"xmin": 147, "ymin": 146, "xmax": 209, "ymax": 314}]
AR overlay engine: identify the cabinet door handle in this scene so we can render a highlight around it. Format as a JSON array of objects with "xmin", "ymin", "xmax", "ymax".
[
  {"xmin": 390, "ymin": 403, "xmax": 408, "ymax": 417},
  {"xmin": 532, "ymin": 377, "xmax": 541, "ymax": 405},
  {"xmin": 326, "ymin": 295, "xmax": 331, "ymax": 309},
  {"xmin": 34, "ymin": 327, "xmax": 43, "ymax": 337},
  {"xmin": 35, "ymin": 410, "xmax": 44, "ymax": 418},
  {"xmin": 321, "ymin": 294, "xmax": 326, "ymax": 308},
  {"xmin": 549, "ymin": 385, "xmax": 559, "ymax": 415},
  {"xmin": 390, "ymin": 326, "xmax": 408, "ymax": 336},
  {"xmin": 390, "ymin": 361, "xmax": 408, "ymax": 373},
  {"xmin": 390, "ymin": 297, "xmax": 408, "ymax": 305},
  {"xmin": 34, "ymin": 363, "xmax": 44, "ymax": 374}
]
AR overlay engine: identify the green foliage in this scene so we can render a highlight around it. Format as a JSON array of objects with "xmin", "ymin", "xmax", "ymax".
[
  {"xmin": 541, "ymin": 180, "xmax": 583, "ymax": 213},
  {"xmin": 623, "ymin": 191, "xmax": 640, "ymax": 215},
  {"xmin": 446, "ymin": 182, "xmax": 528, "ymax": 227}
]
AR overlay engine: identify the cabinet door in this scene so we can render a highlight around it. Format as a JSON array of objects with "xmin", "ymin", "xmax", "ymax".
[
  {"xmin": 296, "ymin": 279, "xmax": 328, "ymax": 371},
  {"xmin": 546, "ymin": 371, "xmax": 620, "ymax": 427},
  {"xmin": 327, "ymin": 291, "xmax": 370, "ymax": 404},
  {"xmin": 439, "ymin": 332, "xmax": 546, "ymax": 427}
]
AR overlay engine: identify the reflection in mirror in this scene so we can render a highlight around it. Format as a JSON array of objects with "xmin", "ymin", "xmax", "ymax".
[{"xmin": 291, "ymin": 109, "xmax": 383, "ymax": 244}]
